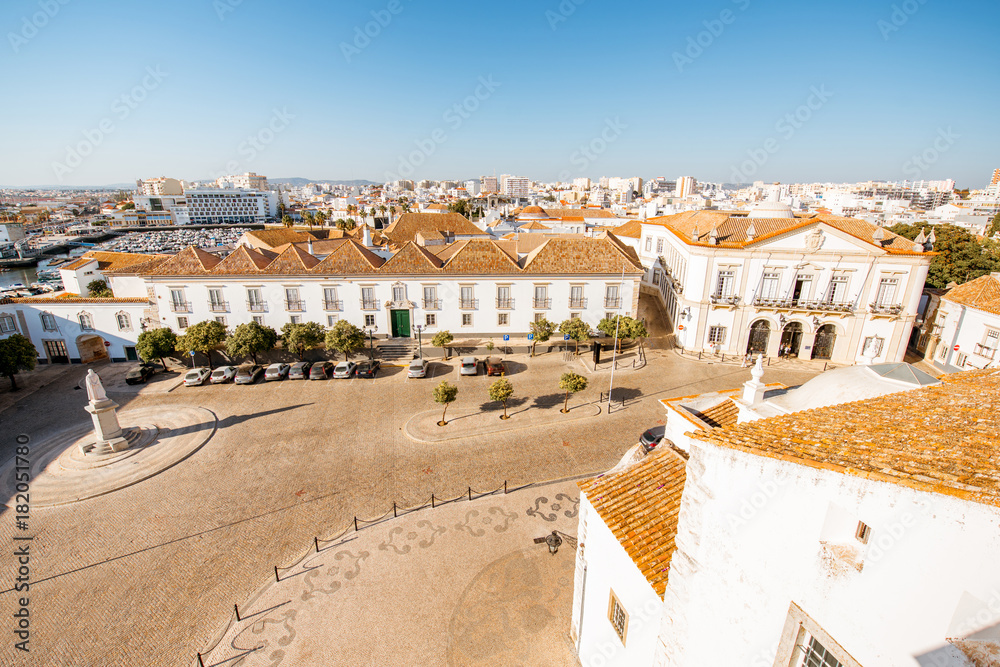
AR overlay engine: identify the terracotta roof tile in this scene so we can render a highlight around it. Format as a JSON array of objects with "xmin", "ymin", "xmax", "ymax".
[
  {"xmin": 133, "ymin": 246, "xmax": 221, "ymax": 275},
  {"xmin": 310, "ymin": 240, "xmax": 384, "ymax": 275},
  {"xmin": 382, "ymin": 212, "xmax": 487, "ymax": 246},
  {"xmin": 62, "ymin": 250, "xmax": 172, "ymax": 272},
  {"xmin": 610, "ymin": 219, "xmax": 643, "ymax": 239},
  {"xmin": 943, "ymin": 274, "xmax": 1000, "ymax": 316},
  {"xmin": 690, "ymin": 369, "xmax": 1000, "ymax": 507},
  {"xmin": 579, "ymin": 448, "xmax": 687, "ymax": 596},
  {"xmin": 522, "ymin": 236, "xmax": 643, "ymax": 275},
  {"xmin": 1, "ymin": 296, "xmax": 148, "ymax": 304},
  {"xmin": 244, "ymin": 229, "xmax": 318, "ymax": 249},
  {"xmin": 440, "ymin": 240, "xmax": 523, "ymax": 275},
  {"xmin": 259, "ymin": 245, "xmax": 321, "ymax": 274},
  {"xmin": 696, "ymin": 398, "xmax": 739, "ymax": 428},
  {"xmin": 208, "ymin": 246, "xmax": 272, "ymax": 275},
  {"xmin": 378, "ymin": 242, "xmax": 444, "ymax": 272}
]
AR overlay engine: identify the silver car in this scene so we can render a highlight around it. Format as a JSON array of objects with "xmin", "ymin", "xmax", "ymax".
[
  {"xmin": 459, "ymin": 356, "xmax": 478, "ymax": 376},
  {"xmin": 264, "ymin": 363, "xmax": 290, "ymax": 381},
  {"xmin": 209, "ymin": 365, "xmax": 238, "ymax": 384},
  {"xmin": 407, "ymin": 358, "xmax": 428, "ymax": 378},
  {"xmin": 333, "ymin": 361, "xmax": 356, "ymax": 379},
  {"xmin": 183, "ymin": 367, "xmax": 211, "ymax": 387}
]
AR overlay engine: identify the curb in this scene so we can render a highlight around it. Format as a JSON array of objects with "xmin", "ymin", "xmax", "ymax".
[{"xmin": 402, "ymin": 402, "xmax": 603, "ymax": 444}]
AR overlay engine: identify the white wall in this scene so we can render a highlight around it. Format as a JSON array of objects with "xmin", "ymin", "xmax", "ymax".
[
  {"xmin": 655, "ymin": 443, "xmax": 1000, "ymax": 667},
  {"xmin": 933, "ymin": 299, "xmax": 1000, "ymax": 372},
  {"xmin": 574, "ymin": 495, "xmax": 664, "ymax": 667},
  {"xmin": 0, "ymin": 301, "xmax": 146, "ymax": 362}
]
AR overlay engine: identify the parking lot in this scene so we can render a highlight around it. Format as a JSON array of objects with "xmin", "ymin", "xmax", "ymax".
[{"xmin": 0, "ymin": 346, "xmax": 823, "ymax": 666}]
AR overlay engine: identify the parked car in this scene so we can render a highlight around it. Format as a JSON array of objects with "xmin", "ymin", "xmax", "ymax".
[
  {"xmin": 288, "ymin": 361, "xmax": 313, "ymax": 380},
  {"xmin": 355, "ymin": 359, "xmax": 381, "ymax": 378},
  {"xmin": 333, "ymin": 361, "xmax": 357, "ymax": 379},
  {"xmin": 485, "ymin": 357, "xmax": 505, "ymax": 376},
  {"xmin": 407, "ymin": 358, "xmax": 428, "ymax": 378},
  {"xmin": 124, "ymin": 362, "xmax": 159, "ymax": 385},
  {"xmin": 639, "ymin": 425, "xmax": 666, "ymax": 453},
  {"xmin": 183, "ymin": 367, "xmax": 211, "ymax": 387},
  {"xmin": 264, "ymin": 363, "xmax": 290, "ymax": 381},
  {"xmin": 234, "ymin": 365, "xmax": 264, "ymax": 384},
  {"xmin": 459, "ymin": 356, "xmax": 478, "ymax": 376},
  {"xmin": 209, "ymin": 365, "xmax": 238, "ymax": 384},
  {"xmin": 309, "ymin": 361, "xmax": 334, "ymax": 380}
]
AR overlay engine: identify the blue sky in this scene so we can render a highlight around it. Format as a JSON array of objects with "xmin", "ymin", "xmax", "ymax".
[{"xmin": 1, "ymin": 0, "xmax": 997, "ymax": 188}]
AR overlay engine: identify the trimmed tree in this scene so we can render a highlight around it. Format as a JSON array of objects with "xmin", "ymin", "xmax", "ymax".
[
  {"xmin": 325, "ymin": 320, "xmax": 365, "ymax": 361},
  {"xmin": 558, "ymin": 317, "xmax": 591, "ymax": 355},
  {"xmin": 529, "ymin": 317, "xmax": 555, "ymax": 357},
  {"xmin": 488, "ymin": 377, "xmax": 514, "ymax": 420},
  {"xmin": 625, "ymin": 317, "xmax": 648, "ymax": 355},
  {"xmin": 136, "ymin": 327, "xmax": 177, "ymax": 368},
  {"xmin": 86, "ymin": 279, "xmax": 113, "ymax": 298},
  {"xmin": 432, "ymin": 380, "xmax": 459, "ymax": 426},
  {"xmin": 558, "ymin": 372, "xmax": 588, "ymax": 414},
  {"xmin": 226, "ymin": 321, "xmax": 278, "ymax": 364},
  {"xmin": 281, "ymin": 321, "xmax": 326, "ymax": 360},
  {"xmin": 0, "ymin": 334, "xmax": 37, "ymax": 391},
  {"xmin": 597, "ymin": 314, "xmax": 623, "ymax": 351},
  {"xmin": 176, "ymin": 320, "xmax": 227, "ymax": 369},
  {"xmin": 432, "ymin": 330, "xmax": 454, "ymax": 360}
]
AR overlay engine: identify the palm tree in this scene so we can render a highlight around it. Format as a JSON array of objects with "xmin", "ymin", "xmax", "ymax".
[
  {"xmin": 400, "ymin": 201, "xmax": 410, "ymax": 214},
  {"xmin": 389, "ymin": 205, "xmax": 397, "ymax": 224},
  {"xmin": 281, "ymin": 215, "xmax": 294, "ymax": 228},
  {"xmin": 379, "ymin": 204, "xmax": 387, "ymax": 226}
]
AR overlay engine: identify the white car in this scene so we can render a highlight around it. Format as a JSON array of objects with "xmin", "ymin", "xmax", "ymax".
[
  {"xmin": 209, "ymin": 366, "xmax": 238, "ymax": 384},
  {"xmin": 333, "ymin": 361, "xmax": 356, "ymax": 379},
  {"xmin": 265, "ymin": 363, "xmax": 290, "ymax": 381},
  {"xmin": 407, "ymin": 358, "xmax": 428, "ymax": 378},
  {"xmin": 183, "ymin": 367, "xmax": 211, "ymax": 387},
  {"xmin": 459, "ymin": 356, "xmax": 478, "ymax": 376}
]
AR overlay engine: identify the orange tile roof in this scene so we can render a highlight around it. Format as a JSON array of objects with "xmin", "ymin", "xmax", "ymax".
[
  {"xmin": 519, "ymin": 221, "xmax": 552, "ymax": 230},
  {"xmin": 131, "ymin": 246, "xmax": 221, "ymax": 275},
  {"xmin": 61, "ymin": 250, "xmax": 171, "ymax": 272},
  {"xmin": 439, "ymin": 239, "xmax": 523, "ymax": 275},
  {"xmin": 696, "ymin": 398, "xmax": 739, "ymax": 428},
  {"xmin": 208, "ymin": 245, "xmax": 273, "ymax": 275},
  {"xmin": 522, "ymin": 236, "xmax": 643, "ymax": 275},
  {"xmin": 610, "ymin": 219, "xmax": 642, "ymax": 239},
  {"xmin": 244, "ymin": 228, "xmax": 319, "ymax": 249},
  {"xmin": 943, "ymin": 273, "xmax": 1000, "ymax": 316},
  {"xmin": 579, "ymin": 448, "xmax": 687, "ymax": 596},
  {"xmin": 690, "ymin": 369, "xmax": 1000, "ymax": 507},
  {"xmin": 382, "ymin": 212, "xmax": 487, "ymax": 246},
  {"xmin": 310, "ymin": 240, "xmax": 384, "ymax": 274},
  {"xmin": 1, "ymin": 296, "xmax": 148, "ymax": 304},
  {"xmin": 379, "ymin": 242, "xmax": 444, "ymax": 272},
  {"xmin": 644, "ymin": 211, "xmax": 927, "ymax": 255},
  {"xmin": 260, "ymin": 244, "xmax": 320, "ymax": 274}
]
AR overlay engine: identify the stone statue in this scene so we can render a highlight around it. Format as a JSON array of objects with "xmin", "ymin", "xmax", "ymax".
[{"xmin": 85, "ymin": 369, "xmax": 108, "ymax": 403}]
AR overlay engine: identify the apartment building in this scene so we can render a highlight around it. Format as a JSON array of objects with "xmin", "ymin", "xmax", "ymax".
[
  {"xmin": 184, "ymin": 189, "xmax": 279, "ymax": 225},
  {"xmin": 928, "ymin": 273, "xmax": 1000, "ymax": 372}
]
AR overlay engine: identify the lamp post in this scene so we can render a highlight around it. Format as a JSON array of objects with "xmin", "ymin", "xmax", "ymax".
[
  {"xmin": 414, "ymin": 323, "xmax": 424, "ymax": 360},
  {"xmin": 545, "ymin": 530, "xmax": 562, "ymax": 555},
  {"xmin": 365, "ymin": 325, "xmax": 377, "ymax": 361}
]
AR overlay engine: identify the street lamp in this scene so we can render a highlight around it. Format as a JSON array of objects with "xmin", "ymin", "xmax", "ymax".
[
  {"xmin": 365, "ymin": 325, "xmax": 377, "ymax": 361},
  {"xmin": 545, "ymin": 531, "xmax": 562, "ymax": 555},
  {"xmin": 414, "ymin": 323, "xmax": 424, "ymax": 359}
]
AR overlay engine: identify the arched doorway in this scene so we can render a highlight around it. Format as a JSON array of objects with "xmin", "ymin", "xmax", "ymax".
[
  {"xmin": 811, "ymin": 324, "xmax": 837, "ymax": 360},
  {"xmin": 779, "ymin": 322, "xmax": 803, "ymax": 357},
  {"xmin": 76, "ymin": 334, "xmax": 109, "ymax": 363},
  {"xmin": 746, "ymin": 320, "xmax": 771, "ymax": 355}
]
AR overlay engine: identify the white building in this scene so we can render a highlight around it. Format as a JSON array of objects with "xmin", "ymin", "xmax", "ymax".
[
  {"xmin": 928, "ymin": 273, "xmax": 1000, "ymax": 372},
  {"xmin": 216, "ymin": 172, "xmax": 269, "ymax": 191},
  {"xmin": 184, "ymin": 189, "xmax": 278, "ymax": 225},
  {"xmin": 572, "ymin": 366, "xmax": 1000, "ymax": 667},
  {"xmin": 136, "ymin": 177, "xmax": 183, "ymax": 197},
  {"xmin": 611, "ymin": 204, "xmax": 934, "ymax": 364},
  {"xmin": 675, "ymin": 176, "xmax": 696, "ymax": 197},
  {"xmin": 0, "ymin": 222, "xmax": 26, "ymax": 243},
  {"xmin": 501, "ymin": 176, "xmax": 531, "ymax": 198},
  {"xmin": 481, "ymin": 176, "xmax": 498, "ymax": 193}
]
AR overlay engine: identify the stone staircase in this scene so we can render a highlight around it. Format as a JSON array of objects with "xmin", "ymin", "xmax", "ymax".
[{"xmin": 377, "ymin": 339, "xmax": 418, "ymax": 364}]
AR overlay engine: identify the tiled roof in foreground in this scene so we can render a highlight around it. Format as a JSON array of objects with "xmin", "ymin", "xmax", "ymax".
[
  {"xmin": 579, "ymin": 448, "xmax": 687, "ymax": 596},
  {"xmin": 691, "ymin": 369, "xmax": 1000, "ymax": 507},
  {"xmin": 943, "ymin": 273, "xmax": 1000, "ymax": 316}
]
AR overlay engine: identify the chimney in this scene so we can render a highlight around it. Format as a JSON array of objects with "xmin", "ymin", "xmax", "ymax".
[
  {"xmin": 308, "ymin": 240, "xmax": 314, "ymax": 255},
  {"xmin": 741, "ymin": 355, "xmax": 767, "ymax": 405},
  {"xmin": 363, "ymin": 225, "xmax": 373, "ymax": 247}
]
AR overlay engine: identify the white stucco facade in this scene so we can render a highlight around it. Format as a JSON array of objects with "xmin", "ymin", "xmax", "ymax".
[{"xmin": 931, "ymin": 281, "xmax": 1000, "ymax": 373}]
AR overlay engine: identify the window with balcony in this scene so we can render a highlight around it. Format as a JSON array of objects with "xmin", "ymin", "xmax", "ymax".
[
  {"xmin": 392, "ymin": 285, "xmax": 406, "ymax": 302},
  {"xmin": 760, "ymin": 272, "xmax": 780, "ymax": 299},
  {"xmin": 247, "ymin": 288, "xmax": 266, "ymax": 312},
  {"xmin": 825, "ymin": 276, "xmax": 849, "ymax": 304},
  {"xmin": 534, "ymin": 285, "xmax": 550, "ymax": 309},
  {"xmin": 976, "ymin": 329, "xmax": 999, "ymax": 359},
  {"xmin": 361, "ymin": 287, "xmax": 378, "ymax": 310},
  {"xmin": 208, "ymin": 288, "xmax": 228, "ymax": 312},
  {"xmin": 716, "ymin": 270, "xmax": 735, "ymax": 296},
  {"xmin": 460, "ymin": 286, "xmax": 477, "ymax": 309},
  {"xmin": 423, "ymin": 286, "xmax": 440, "ymax": 309},
  {"xmin": 496, "ymin": 286, "xmax": 513, "ymax": 309},
  {"xmin": 569, "ymin": 285, "xmax": 586, "ymax": 308},
  {"xmin": 169, "ymin": 288, "xmax": 190, "ymax": 312},
  {"xmin": 792, "ymin": 274, "xmax": 812, "ymax": 304},
  {"xmin": 605, "ymin": 284, "xmax": 621, "ymax": 309},
  {"xmin": 285, "ymin": 287, "xmax": 304, "ymax": 311},
  {"xmin": 323, "ymin": 287, "xmax": 342, "ymax": 311},
  {"xmin": 874, "ymin": 278, "xmax": 898, "ymax": 306}
]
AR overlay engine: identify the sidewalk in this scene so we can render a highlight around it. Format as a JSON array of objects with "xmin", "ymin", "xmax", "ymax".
[
  {"xmin": 198, "ymin": 478, "xmax": 585, "ymax": 667},
  {"xmin": 672, "ymin": 347, "xmax": 840, "ymax": 372},
  {"xmin": 404, "ymin": 399, "xmax": 602, "ymax": 443}
]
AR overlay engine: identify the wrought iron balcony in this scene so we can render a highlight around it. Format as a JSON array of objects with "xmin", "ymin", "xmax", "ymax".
[
  {"xmin": 460, "ymin": 299, "xmax": 479, "ymax": 310},
  {"xmin": 975, "ymin": 343, "xmax": 997, "ymax": 360},
  {"xmin": 208, "ymin": 301, "xmax": 229, "ymax": 313},
  {"xmin": 752, "ymin": 297, "xmax": 855, "ymax": 313},
  {"xmin": 569, "ymin": 298, "xmax": 588, "ymax": 309},
  {"xmin": 323, "ymin": 299, "xmax": 343, "ymax": 311},
  {"xmin": 496, "ymin": 298, "xmax": 515, "ymax": 309},
  {"xmin": 360, "ymin": 299, "xmax": 379, "ymax": 311},
  {"xmin": 533, "ymin": 298, "xmax": 552, "ymax": 309},
  {"xmin": 422, "ymin": 298, "xmax": 442, "ymax": 310},
  {"xmin": 246, "ymin": 301, "xmax": 268, "ymax": 313},
  {"xmin": 169, "ymin": 301, "xmax": 192, "ymax": 313},
  {"xmin": 710, "ymin": 294, "xmax": 741, "ymax": 306},
  {"xmin": 869, "ymin": 302, "xmax": 903, "ymax": 316},
  {"xmin": 604, "ymin": 297, "xmax": 622, "ymax": 309},
  {"xmin": 285, "ymin": 299, "xmax": 305, "ymax": 312}
]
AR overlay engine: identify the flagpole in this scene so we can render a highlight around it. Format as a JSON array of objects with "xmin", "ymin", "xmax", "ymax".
[{"xmin": 607, "ymin": 264, "xmax": 625, "ymax": 413}]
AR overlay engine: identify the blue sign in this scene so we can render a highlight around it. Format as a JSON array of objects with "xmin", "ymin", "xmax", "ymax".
[
  {"xmin": 189, "ymin": 351, "xmax": 196, "ymax": 356},
  {"xmin": 527, "ymin": 334, "xmax": 534, "ymax": 340},
  {"xmin": 564, "ymin": 334, "xmax": 570, "ymax": 340},
  {"xmin": 503, "ymin": 334, "xmax": 510, "ymax": 342}
]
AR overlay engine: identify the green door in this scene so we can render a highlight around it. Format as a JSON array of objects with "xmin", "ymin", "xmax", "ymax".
[{"xmin": 391, "ymin": 309, "xmax": 411, "ymax": 338}]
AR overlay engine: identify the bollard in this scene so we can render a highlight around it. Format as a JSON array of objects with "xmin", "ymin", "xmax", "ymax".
[
  {"xmin": 823, "ymin": 362, "xmax": 828, "ymax": 371},
  {"xmin": 274, "ymin": 566, "xmax": 279, "ymax": 583},
  {"xmin": 698, "ymin": 351, "xmax": 702, "ymax": 360},
  {"xmin": 468, "ymin": 487, "xmax": 472, "ymax": 501},
  {"xmin": 314, "ymin": 536, "xmax": 319, "ymax": 553},
  {"xmin": 235, "ymin": 603, "xmax": 241, "ymax": 622},
  {"xmin": 431, "ymin": 494, "xmax": 435, "ymax": 508},
  {"xmin": 504, "ymin": 481, "xmax": 507, "ymax": 494},
  {"xmin": 393, "ymin": 502, "xmax": 397, "ymax": 518},
  {"xmin": 354, "ymin": 516, "xmax": 359, "ymax": 531}
]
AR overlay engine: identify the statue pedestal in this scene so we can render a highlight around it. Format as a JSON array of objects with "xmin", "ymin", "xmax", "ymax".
[{"xmin": 83, "ymin": 399, "xmax": 129, "ymax": 453}]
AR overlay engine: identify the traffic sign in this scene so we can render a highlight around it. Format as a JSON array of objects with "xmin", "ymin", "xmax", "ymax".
[
  {"xmin": 503, "ymin": 334, "xmax": 510, "ymax": 342},
  {"xmin": 189, "ymin": 351, "xmax": 196, "ymax": 356},
  {"xmin": 527, "ymin": 334, "xmax": 534, "ymax": 340},
  {"xmin": 103, "ymin": 341, "xmax": 111, "ymax": 347},
  {"xmin": 953, "ymin": 344, "xmax": 960, "ymax": 351},
  {"xmin": 564, "ymin": 334, "xmax": 570, "ymax": 340}
]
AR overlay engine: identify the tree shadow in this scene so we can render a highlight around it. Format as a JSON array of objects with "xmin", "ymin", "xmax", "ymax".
[
  {"xmin": 215, "ymin": 404, "xmax": 313, "ymax": 430},
  {"xmin": 612, "ymin": 387, "xmax": 643, "ymax": 403},
  {"xmin": 426, "ymin": 363, "xmax": 453, "ymax": 379},
  {"xmin": 501, "ymin": 361, "xmax": 528, "ymax": 375},
  {"xmin": 531, "ymin": 393, "xmax": 565, "ymax": 410},
  {"xmin": 478, "ymin": 396, "xmax": 528, "ymax": 413}
]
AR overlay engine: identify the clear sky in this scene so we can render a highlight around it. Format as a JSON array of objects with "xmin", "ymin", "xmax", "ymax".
[{"xmin": 1, "ymin": 0, "xmax": 997, "ymax": 188}]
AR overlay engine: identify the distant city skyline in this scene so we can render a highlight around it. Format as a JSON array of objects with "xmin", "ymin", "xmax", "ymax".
[{"xmin": 1, "ymin": 0, "xmax": 997, "ymax": 188}]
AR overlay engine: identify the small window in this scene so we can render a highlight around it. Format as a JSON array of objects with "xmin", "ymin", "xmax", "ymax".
[
  {"xmin": 533, "ymin": 312, "xmax": 545, "ymax": 323},
  {"xmin": 290, "ymin": 315, "xmax": 301, "ymax": 324},
  {"xmin": 364, "ymin": 314, "xmax": 376, "ymax": 327},
  {"xmin": 644, "ymin": 237, "xmax": 652, "ymax": 252},
  {"xmin": 656, "ymin": 238, "xmax": 664, "ymax": 253},
  {"xmin": 327, "ymin": 315, "xmax": 339, "ymax": 326},
  {"xmin": 40, "ymin": 313, "xmax": 57, "ymax": 331},
  {"xmin": 462, "ymin": 313, "xmax": 473, "ymax": 327},
  {"xmin": 607, "ymin": 590, "xmax": 628, "ymax": 644},
  {"xmin": 116, "ymin": 313, "xmax": 131, "ymax": 331},
  {"xmin": 215, "ymin": 316, "xmax": 226, "ymax": 325},
  {"xmin": 177, "ymin": 317, "xmax": 189, "ymax": 329},
  {"xmin": 570, "ymin": 312, "xmax": 580, "ymax": 320},
  {"xmin": 0, "ymin": 315, "xmax": 16, "ymax": 333},
  {"xmin": 957, "ymin": 352, "xmax": 968, "ymax": 367},
  {"xmin": 78, "ymin": 313, "xmax": 94, "ymax": 330},
  {"xmin": 795, "ymin": 635, "xmax": 846, "ymax": 667},
  {"xmin": 855, "ymin": 521, "xmax": 871, "ymax": 544},
  {"xmin": 498, "ymin": 313, "xmax": 509, "ymax": 326},
  {"xmin": 425, "ymin": 313, "xmax": 436, "ymax": 327},
  {"xmin": 708, "ymin": 325, "xmax": 726, "ymax": 345},
  {"xmin": 605, "ymin": 312, "xmax": 616, "ymax": 321},
  {"xmin": 252, "ymin": 315, "xmax": 264, "ymax": 325}
]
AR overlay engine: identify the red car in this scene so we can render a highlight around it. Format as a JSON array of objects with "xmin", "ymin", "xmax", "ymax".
[{"xmin": 485, "ymin": 357, "xmax": 505, "ymax": 376}]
